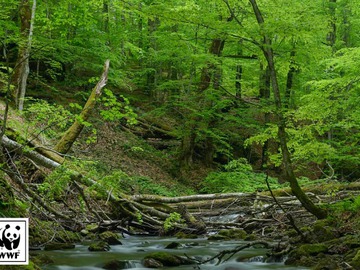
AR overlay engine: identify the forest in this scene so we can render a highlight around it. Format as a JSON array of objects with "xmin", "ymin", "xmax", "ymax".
[{"xmin": 0, "ymin": 0, "xmax": 360, "ymax": 269}]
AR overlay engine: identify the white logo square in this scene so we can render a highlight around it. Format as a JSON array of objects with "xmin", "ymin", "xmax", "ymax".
[{"xmin": 0, "ymin": 218, "xmax": 28, "ymax": 265}]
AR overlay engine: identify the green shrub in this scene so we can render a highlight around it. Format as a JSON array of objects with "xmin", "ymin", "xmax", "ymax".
[
  {"xmin": 23, "ymin": 99, "xmax": 74, "ymax": 139},
  {"xmin": 327, "ymin": 195, "xmax": 360, "ymax": 213},
  {"xmin": 200, "ymin": 158, "xmax": 280, "ymax": 193},
  {"xmin": 164, "ymin": 212, "xmax": 185, "ymax": 232}
]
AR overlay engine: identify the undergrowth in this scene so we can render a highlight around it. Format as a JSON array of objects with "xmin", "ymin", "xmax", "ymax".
[{"xmin": 200, "ymin": 158, "xmax": 281, "ymax": 193}]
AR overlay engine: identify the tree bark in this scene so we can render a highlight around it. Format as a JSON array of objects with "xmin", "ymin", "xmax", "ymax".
[
  {"xmin": 54, "ymin": 60, "xmax": 110, "ymax": 154},
  {"xmin": 327, "ymin": 0, "xmax": 337, "ymax": 50},
  {"xmin": 12, "ymin": 0, "xmax": 36, "ymax": 110},
  {"xmin": 284, "ymin": 49, "xmax": 296, "ymax": 109},
  {"xmin": 249, "ymin": 0, "xmax": 327, "ymax": 219}
]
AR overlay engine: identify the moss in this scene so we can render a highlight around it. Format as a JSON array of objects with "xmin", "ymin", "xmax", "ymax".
[
  {"xmin": 310, "ymin": 220, "xmax": 338, "ymax": 242},
  {"xmin": 297, "ymin": 243, "xmax": 328, "ymax": 256},
  {"xmin": 31, "ymin": 253, "xmax": 55, "ymax": 265},
  {"xmin": 55, "ymin": 230, "xmax": 80, "ymax": 243},
  {"xmin": 144, "ymin": 252, "xmax": 181, "ymax": 266},
  {"xmin": 165, "ymin": 241, "xmax": 181, "ymax": 249},
  {"xmin": 175, "ymin": 232, "xmax": 198, "ymax": 239},
  {"xmin": 219, "ymin": 228, "xmax": 247, "ymax": 240},
  {"xmin": 351, "ymin": 250, "xmax": 360, "ymax": 269},
  {"xmin": 343, "ymin": 235, "xmax": 360, "ymax": 249},
  {"xmin": 244, "ymin": 234, "xmax": 257, "ymax": 241},
  {"xmin": 85, "ymin": 223, "xmax": 99, "ymax": 232},
  {"xmin": 88, "ymin": 241, "xmax": 110, "ymax": 251},
  {"xmin": 313, "ymin": 255, "xmax": 341, "ymax": 270},
  {"xmin": 29, "ymin": 219, "xmax": 80, "ymax": 247},
  {"xmin": 99, "ymin": 231, "xmax": 122, "ymax": 245},
  {"xmin": 0, "ymin": 261, "xmax": 41, "ymax": 270}
]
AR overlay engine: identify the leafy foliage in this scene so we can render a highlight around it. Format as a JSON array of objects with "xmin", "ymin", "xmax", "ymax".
[
  {"xmin": 38, "ymin": 166, "xmax": 73, "ymax": 200},
  {"xmin": 200, "ymin": 158, "xmax": 281, "ymax": 193},
  {"xmin": 99, "ymin": 89, "xmax": 137, "ymax": 125},
  {"xmin": 327, "ymin": 195, "xmax": 360, "ymax": 214},
  {"xmin": 164, "ymin": 212, "xmax": 185, "ymax": 232},
  {"xmin": 23, "ymin": 99, "xmax": 74, "ymax": 139}
]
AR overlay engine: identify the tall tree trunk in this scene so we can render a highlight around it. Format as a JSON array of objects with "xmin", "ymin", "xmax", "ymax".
[
  {"xmin": 180, "ymin": 37, "xmax": 225, "ymax": 169},
  {"xmin": 235, "ymin": 40, "xmax": 243, "ymax": 100},
  {"xmin": 284, "ymin": 49, "xmax": 296, "ymax": 109},
  {"xmin": 146, "ymin": 17, "xmax": 160, "ymax": 96},
  {"xmin": 12, "ymin": 0, "xmax": 36, "ymax": 110},
  {"xmin": 327, "ymin": 0, "xmax": 337, "ymax": 50},
  {"xmin": 259, "ymin": 63, "xmax": 270, "ymax": 167},
  {"xmin": 54, "ymin": 60, "xmax": 110, "ymax": 154},
  {"xmin": 249, "ymin": 0, "xmax": 327, "ymax": 219}
]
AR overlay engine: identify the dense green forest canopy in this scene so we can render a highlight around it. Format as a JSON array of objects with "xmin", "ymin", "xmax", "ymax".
[
  {"xmin": 2, "ymin": 2, "xmax": 360, "ymax": 269},
  {"xmin": 0, "ymin": 0, "xmax": 359, "ymax": 188}
]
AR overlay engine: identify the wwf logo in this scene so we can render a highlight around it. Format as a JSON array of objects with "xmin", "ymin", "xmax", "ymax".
[
  {"xmin": 0, "ymin": 218, "xmax": 28, "ymax": 265},
  {"xmin": 0, "ymin": 224, "xmax": 21, "ymax": 250}
]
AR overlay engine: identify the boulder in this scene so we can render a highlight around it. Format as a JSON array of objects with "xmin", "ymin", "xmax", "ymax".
[
  {"xmin": 99, "ymin": 231, "xmax": 122, "ymax": 245},
  {"xmin": 88, "ymin": 241, "xmax": 110, "ymax": 251},
  {"xmin": 143, "ymin": 252, "xmax": 193, "ymax": 267},
  {"xmin": 103, "ymin": 259, "xmax": 128, "ymax": 270}
]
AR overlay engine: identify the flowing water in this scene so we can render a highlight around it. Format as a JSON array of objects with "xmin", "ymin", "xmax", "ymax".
[{"xmin": 38, "ymin": 235, "xmax": 309, "ymax": 270}]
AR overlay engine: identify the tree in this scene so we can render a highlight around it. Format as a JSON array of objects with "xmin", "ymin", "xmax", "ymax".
[
  {"xmin": 54, "ymin": 60, "xmax": 110, "ymax": 154},
  {"xmin": 11, "ymin": 0, "xmax": 36, "ymax": 110},
  {"xmin": 248, "ymin": 0, "xmax": 327, "ymax": 219}
]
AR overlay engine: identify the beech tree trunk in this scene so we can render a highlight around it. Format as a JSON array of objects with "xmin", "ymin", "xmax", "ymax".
[
  {"xmin": 12, "ymin": 0, "xmax": 36, "ymax": 110},
  {"xmin": 249, "ymin": 0, "xmax": 327, "ymax": 219},
  {"xmin": 180, "ymin": 38, "xmax": 225, "ymax": 170},
  {"xmin": 54, "ymin": 60, "xmax": 110, "ymax": 154},
  {"xmin": 284, "ymin": 49, "xmax": 296, "ymax": 109}
]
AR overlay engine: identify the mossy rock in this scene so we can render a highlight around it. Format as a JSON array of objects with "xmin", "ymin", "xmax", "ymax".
[
  {"xmin": 143, "ymin": 258, "xmax": 164, "ymax": 268},
  {"xmin": 313, "ymin": 255, "xmax": 342, "ymax": 270},
  {"xmin": 103, "ymin": 259, "xmax": 129, "ymax": 270},
  {"xmin": 297, "ymin": 243, "xmax": 328, "ymax": 256},
  {"xmin": 244, "ymin": 234, "xmax": 257, "ymax": 241},
  {"xmin": 99, "ymin": 231, "xmax": 122, "ymax": 245},
  {"xmin": 165, "ymin": 241, "xmax": 181, "ymax": 249},
  {"xmin": 44, "ymin": 243, "xmax": 76, "ymax": 251},
  {"xmin": 88, "ymin": 241, "xmax": 110, "ymax": 251},
  {"xmin": 310, "ymin": 220, "xmax": 338, "ymax": 242},
  {"xmin": 175, "ymin": 232, "xmax": 198, "ymax": 239},
  {"xmin": 286, "ymin": 243, "xmax": 328, "ymax": 266},
  {"xmin": 143, "ymin": 252, "xmax": 192, "ymax": 267},
  {"xmin": 215, "ymin": 228, "xmax": 247, "ymax": 240}
]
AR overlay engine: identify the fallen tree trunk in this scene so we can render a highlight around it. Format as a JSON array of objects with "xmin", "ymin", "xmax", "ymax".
[
  {"xmin": 54, "ymin": 60, "xmax": 110, "ymax": 154},
  {"xmin": 131, "ymin": 193, "xmax": 254, "ymax": 203},
  {"xmin": 0, "ymin": 132, "xmax": 349, "ymax": 237}
]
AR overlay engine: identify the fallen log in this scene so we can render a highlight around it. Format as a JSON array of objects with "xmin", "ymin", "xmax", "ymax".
[{"xmin": 131, "ymin": 193, "xmax": 254, "ymax": 203}]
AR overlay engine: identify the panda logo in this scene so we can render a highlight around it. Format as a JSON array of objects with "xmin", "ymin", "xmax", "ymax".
[{"xmin": 0, "ymin": 224, "xmax": 21, "ymax": 251}]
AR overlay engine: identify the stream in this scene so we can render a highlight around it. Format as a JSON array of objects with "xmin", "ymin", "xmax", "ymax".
[{"xmin": 37, "ymin": 235, "xmax": 309, "ymax": 270}]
